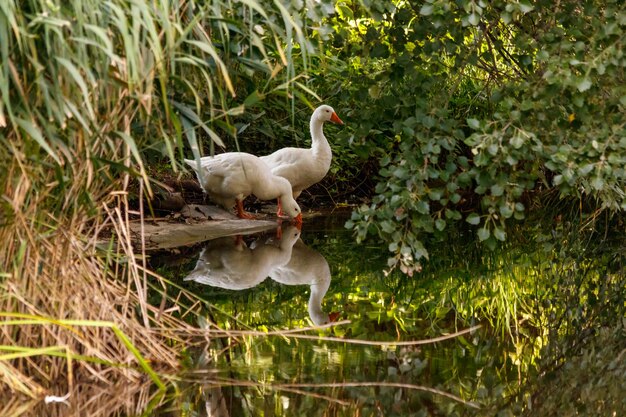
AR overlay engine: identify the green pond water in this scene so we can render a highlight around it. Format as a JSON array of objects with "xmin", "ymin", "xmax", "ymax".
[{"xmin": 149, "ymin": 210, "xmax": 626, "ymax": 416}]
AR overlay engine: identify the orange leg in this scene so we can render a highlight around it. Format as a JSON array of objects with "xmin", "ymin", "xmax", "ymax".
[
  {"xmin": 276, "ymin": 198, "xmax": 284, "ymax": 217},
  {"xmin": 235, "ymin": 200, "xmax": 255, "ymax": 219}
]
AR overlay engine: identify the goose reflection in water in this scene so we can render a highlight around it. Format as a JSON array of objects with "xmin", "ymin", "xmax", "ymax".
[{"xmin": 184, "ymin": 225, "xmax": 338, "ymax": 325}]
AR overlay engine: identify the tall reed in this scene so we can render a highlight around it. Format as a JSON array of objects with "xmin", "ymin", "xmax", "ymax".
[{"xmin": 0, "ymin": 0, "xmax": 312, "ymax": 407}]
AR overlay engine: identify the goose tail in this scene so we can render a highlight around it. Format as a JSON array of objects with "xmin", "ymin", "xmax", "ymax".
[
  {"xmin": 184, "ymin": 158, "xmax": 207, "ymax": 191},
  {"xmin": 184, "ymin": 158, "xmax": 198, "ymax": 171}
]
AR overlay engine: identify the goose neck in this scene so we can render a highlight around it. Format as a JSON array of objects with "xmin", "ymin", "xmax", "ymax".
[{"xmin": 310, "ymin": 119, "xmax": 330, "ymax": 156}]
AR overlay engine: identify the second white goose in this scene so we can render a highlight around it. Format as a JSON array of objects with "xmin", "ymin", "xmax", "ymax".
[{"xmin": 261, "ymin": 104, "xmax": 343, "ymax": 215}]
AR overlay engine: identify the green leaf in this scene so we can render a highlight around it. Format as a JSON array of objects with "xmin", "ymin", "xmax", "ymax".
[
  {"xmin": 510, "ymin": 134, "xmax": 524, "ymax": 149},
  {"xmin": 485, "ymin": 236, "xmax": 497, "ymax": 250},
  {"xmin": 186, "ymin": 39, "xmax": 235, "ymax": 96},
  {"xmin": 181, "ymin": 114, "xmax": 202, "ymax": 171},
  {"xmin": 370, "ymin": 43, "xmax": 389, "ymax": 58},
  {"xmin": 445, "ymin": 209, "xmax": 462, "ymax": 220},
  {"xmin": 457, "ymin": 172, "xmax": 471, "ymax": 185},
  {"xmin": 295, "ymin": 81, "xmax": 323, "ymax": 101},
  {"xmin": 435, "ymin": 219, "xmax": 446, "ymax": 231},
  {"xmin": 467, "ymin": 118, "xmax": 480, "ymax": 130},
  {"xmin": 368, "ymin": 85, "xmax": 381, "ymax": 99},
  {"xmin": 381, "ymin": 220, "xmax": 395, "ymax": 233},
  {"xmin": 493, "ymin": 227, "xmax": 506, "ymax": 241},
  {"xmin": 172, "ymin": 100, "xmax": 225, "ymax": 148},
  {"xmin": 491, "ymin": 184, "xmax": 504, "ymax": 196},
  {"xmin": 536, "ymin": 50, "xmax": 549, "ymax": 61},
  {"xmin": 55, "ymin": 57, "xmax": 95, "ymax": 121},
  {"xmin": 519, "ymin": 0, "xmax": 534, "ymax": 13},
  {"xmin": 420, "ymin": 5, "xmax": 434, "ymax": 16},
  {"xmin": 15, "ymin": 118, "xmax": 62, "ymax": 165},
  {"xmin": 416, "ymin": 200, "xmax": 430, "ymax": 214},
  {"xmin": 337, "ymin": 4, "xmax": 354, "ymax": 19},
  {"xmin": 591, "ymin": 176, "xmax": 604, "ymax": 190},
  {"xmin": 499, "ymin": 205, "xmax": 513, "ymax": 218},
  {"xmin": 468, "ymin": 13, "xmax": 480, "ymax": 26},
  {"xmin": 116, "ymin": 131, "xmax": 150, "ymax": 190},
  {"xmin": 244, "ymin": 90, "xmax": 264, "ymax": 107},
  {"xmin": 466, "ymin": 213, "xmax": 481, "ymax": 225},
  {"xmin": 477, "ymin": 227, "xmax": 490, "ymax": 241},
  {"xmin": 578, "ymin": 163, "xmax": 595, "ymax": 176},
  {"xmin": 576, "ymin": 78, "xmax": 592, "ymax": 92},
  {"xmin": 428, "ymin": 189, "xmax": 443, "ymax": 200}
]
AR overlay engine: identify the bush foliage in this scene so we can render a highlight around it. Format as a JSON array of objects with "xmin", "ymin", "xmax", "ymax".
[{"xmin": 309, "ymin": 0, "xmax": 626, "ymax": 273}]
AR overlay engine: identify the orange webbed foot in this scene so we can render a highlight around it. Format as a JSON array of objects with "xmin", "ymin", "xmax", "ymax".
[{"xmin": 236, "ymin": 200, "xmax": 256, "ymax": 219}]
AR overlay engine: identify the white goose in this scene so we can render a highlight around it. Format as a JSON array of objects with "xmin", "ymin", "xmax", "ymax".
[
  {"xmin": 261, "ymin": 105, "xmax": 343, "ymax": 214},
  {"xmin": 185, "ymin": 152, "xmax": 302, "ymax": 222}
]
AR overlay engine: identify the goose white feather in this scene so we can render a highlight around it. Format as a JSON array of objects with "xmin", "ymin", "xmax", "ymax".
[{"xmin": 185, "ymin": 152, "xmax": 301, "ymax": 221}]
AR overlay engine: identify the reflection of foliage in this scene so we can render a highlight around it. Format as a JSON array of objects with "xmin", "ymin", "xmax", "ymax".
[
  {"xmin": 408, "ymin": 211, "xmax": 626, "ymax": 416},
  {"xmin": 524, "ymin": 325, "xmax": 626, "ymax": 416}
]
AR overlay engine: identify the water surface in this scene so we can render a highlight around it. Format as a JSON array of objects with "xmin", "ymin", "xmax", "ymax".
[{"xmin": 150, "ymin": 210, "xmax": 626, "ymax": 416}]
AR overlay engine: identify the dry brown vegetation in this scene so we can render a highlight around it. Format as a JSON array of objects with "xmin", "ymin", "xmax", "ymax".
[
  {"xmin": 0, "ymin": 154, "xmax": 197, "ymax": 413},
  {"xmin": 0, "ymin": 0, "xmax": 251, "ymax": 410}
]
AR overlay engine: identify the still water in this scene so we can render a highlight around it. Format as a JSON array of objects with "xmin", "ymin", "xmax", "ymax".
[
  {"xmin": 150, "ymin": 213, "xmax": 534, "ymax": 416},
  {"xmin": 147, "ymin": 212, "xmax": 626, "ymax": 417}
]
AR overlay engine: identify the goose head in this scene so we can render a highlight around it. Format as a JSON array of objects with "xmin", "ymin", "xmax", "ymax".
[
  {"xmin": 275, "ymin": 176, "xmax": 303, "ymax": 223},
  {"xmin": 313, "ymin": 105, "xmax": 344, "ymax": 125},
  {"xmin": 281, "ymin": 194, "xmax": 302, "ymax": 224}
]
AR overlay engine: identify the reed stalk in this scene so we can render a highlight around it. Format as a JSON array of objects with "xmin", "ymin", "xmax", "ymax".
[{"xmin": 0, "ymin": 0, "xmax": 311, "ymax": 409}]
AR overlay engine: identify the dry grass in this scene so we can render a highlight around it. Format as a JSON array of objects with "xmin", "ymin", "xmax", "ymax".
[
  {"xmin": 1, "ymin": 378, "xmax": 163, "ymax": 417},
  {"xmin": 0, "ymin": 154, "xmax": 196, "ymax": 412}
]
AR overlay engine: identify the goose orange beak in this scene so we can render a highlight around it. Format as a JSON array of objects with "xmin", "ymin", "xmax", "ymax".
[{"xmin": 330, "ymin": 112, "xmax": 344, "ymax": 125}]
